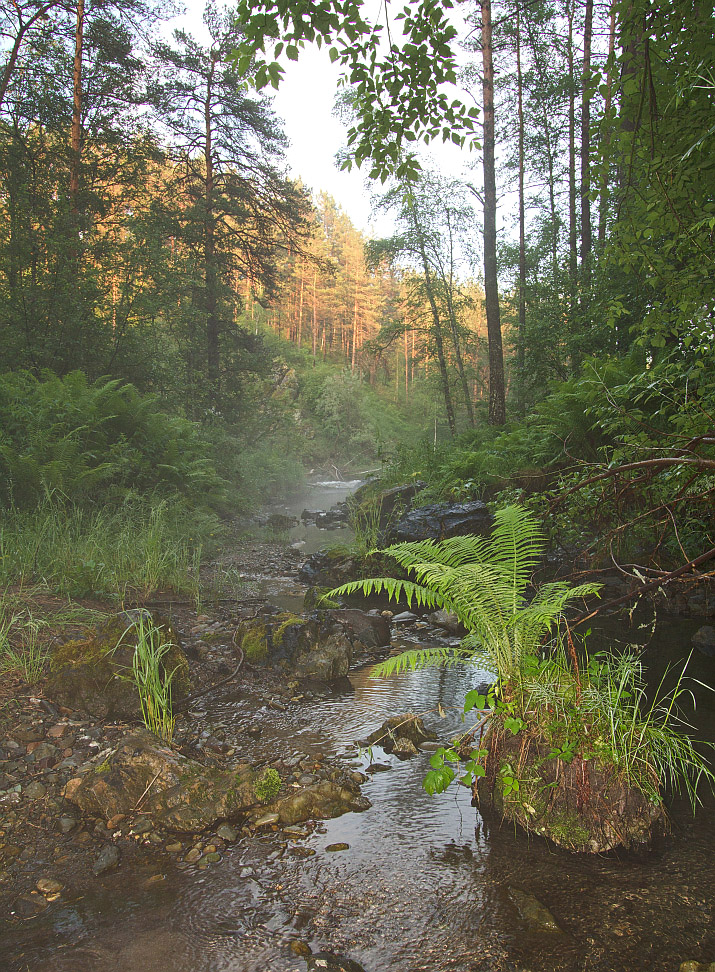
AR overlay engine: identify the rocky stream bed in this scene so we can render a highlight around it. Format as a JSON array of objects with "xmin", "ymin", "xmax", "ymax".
[{"xmin": 1, "ymin": 479, "xmax": 714, "ymax": 972}]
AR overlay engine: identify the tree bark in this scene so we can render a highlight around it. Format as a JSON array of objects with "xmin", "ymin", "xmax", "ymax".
[
  {"xmin": 566, "ymin": 0, "xmax": 579, "ymax": 372},
  {"xmin": 580, "ymin": 0, "xmax": 594, "ymax": 281},
  {"xmin": 481, "ymin": 0, "xmax": 506, "ymax": 425},
  {"xmin": 204, "ymin": 54, "xmax": 220, "ymax": 388},
  {"xmin": 516, "ymin": 5, "xmax": 526, "ymax": 416},
  {"xmin": 597, "ymin": 0, "xmax": 617, "ymax": 247},
  {"xmin": 69, "ymin": 0, "xmax": 84, "ymax": 215}
]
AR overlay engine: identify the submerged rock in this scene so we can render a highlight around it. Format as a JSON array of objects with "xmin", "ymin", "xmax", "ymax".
[
  {"xmin": 45, "ymin": 614, "xmax": 190, "ymax": 720},
  {"xmin": 275, "ymin": 781, "xmax": 371, "ymax": 826},
  {"xmin": 366, "ymin": 713, "xmax": 437, "ymax": 758},
  {"xmin": 63, "ymin": 729, "xmax": 259, "ymax": 833},
  {"xmin": 692, "ymin": 625, "xmax": 715, "ymax": 656},
  {"xmin": 508, "ymin": 887, "xmax": 563, "ymax": 933}
]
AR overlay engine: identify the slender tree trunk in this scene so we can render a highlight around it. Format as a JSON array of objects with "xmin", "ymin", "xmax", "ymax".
[
  {"xmin": 481, "ymin": 0, "xmax": 506, "ymax": 425},
  {"xmin": 445, "ymin": 210, "xmax": 475, "ymax": 426},
  {"xmin": 525, "ymin": 18, "xmax": 559, "ymax": 277},
  {"xmin": 312, "ymin": 267, "xmax": 318, "ymax": 364},
  {"xmin": 297, "ymin": 262, "xmax": 305, "ymax": 347},
  {"xmin": 598, "ymin": 0, "xmax": 617, "ymax": 246},
  {"xmin": 69, "ymin": 0, "xmax": 84, "ymax": 215},
  {"xmin": 420, "ymin": 244, "xmax": 456, "ymax": 434},
  {"xmin": 204, "ymin": 56, "xmax": 220, "ymax": 388},
  {"xmin": 567, "ymin": 0, "xmax": 579, "ymax": 371},
  {"xmin": 580, "ymin": 0, "xmax": 594, "ymax": 281},
  {"xmin": 516, "ymin": 5, "xmax": 526, "ymax": 416}
]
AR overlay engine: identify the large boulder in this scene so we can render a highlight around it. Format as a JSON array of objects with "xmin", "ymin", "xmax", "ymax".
[
  {"xmin": 475, "ymin": 726, "xmax": 664, "ymax": 853},
  {"xmin": 45, "ymin": 612, "xmax": 190, "ymax": 720},
  {"xmin": 349, "ymin": 481, "xmax": 427, "ymax": 530},
  {"xmin": 387, "ymin": 500, "xmax": 494, "ymax": 543},
  {"xmin": 234, "ymin": 611, "xmax": 353, "ymax": 679},
  {"xmin": 275, "ymin": 780, "xmax": 371, "ymax": 826},
  {"xmin": 63, "ymin": 729, "xmax": 259, "ymax": 833}
]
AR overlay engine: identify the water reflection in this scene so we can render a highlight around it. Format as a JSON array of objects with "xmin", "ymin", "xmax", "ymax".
[{"xmin": 4, "ymin": 618, "xmax": 714, "ymax": 972}]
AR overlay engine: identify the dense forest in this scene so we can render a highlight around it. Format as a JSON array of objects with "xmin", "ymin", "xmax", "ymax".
[{"xmin": 0, "ymin": 0, "xmax": 713, "ymax": 594}]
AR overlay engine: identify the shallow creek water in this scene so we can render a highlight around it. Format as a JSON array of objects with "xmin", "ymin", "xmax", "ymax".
[{"xmin": 6, "ymin": 482, "xmax": 715, "ymax": 972}]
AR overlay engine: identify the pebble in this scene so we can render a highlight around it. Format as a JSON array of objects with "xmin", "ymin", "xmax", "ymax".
[
  {"xmin": 203, "ymin": 852, "xmax": 221, "ymax": 863},
  {"xmin": 216, "ymin": 824, "xmax": 237, "ymax": 842},
  {"xmin": 165, "ymin": 842, "xmax": 183, "ymax": 854},
  {"xmin": 325, "ymin": 843, "xmax": 350, "ymax": 852},
  {"xmin": 184, "ymin": 848, "xmax": 202, "ymax": 863},
  {"xmin": 239, "ymin": 866, "xmax": 256, "ymax": 879},
  {"xmin": 36, "ymin": 877, "xmax": 63, "ymax": 895},
  {"xmin": 253, "ymin": 812, "xmax": 280, "ymax": 828},
  {"xmin": 131, "ymin": 819, "xmax": 152, "ymax": 836},
  {"xmin": 58, "ymin": 816, "xmax": 76, "ymax": 834},
  {"xmin": 92, "ymin": 844, "xmax": 121, "ymax": 875},
  {"xmin": 13, "ymin": 893, "xmax": 49, "ymax": 917},
  {"xmin": 23, "ymin": 780, "xmax": 47, "ymax": 800}
]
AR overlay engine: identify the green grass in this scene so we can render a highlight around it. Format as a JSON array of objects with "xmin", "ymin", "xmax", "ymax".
[
  {"xmin": 0, "ymin": 493, "xmax": 220, "ymax": 602},
  {"xmin": 123, "ymin": 614, "xmax": 178, "ymax": 743}
]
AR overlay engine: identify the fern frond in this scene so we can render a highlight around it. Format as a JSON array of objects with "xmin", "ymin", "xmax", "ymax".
[
  {"xmin": 328, "ymin": 577, "xmax": 443, "ymax": 611},
  {"xmin": 371, "ymin": 645, "xmax": 478, "ymax": 677}
]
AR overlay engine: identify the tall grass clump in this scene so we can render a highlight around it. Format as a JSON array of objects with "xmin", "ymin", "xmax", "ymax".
[
  {"xmin": 124, "ymin": 615, "xmax": 178, "ymax": 743},
  {"xmin": 0, "ymin": 493, "xmax": 217, "ymax": 600}
]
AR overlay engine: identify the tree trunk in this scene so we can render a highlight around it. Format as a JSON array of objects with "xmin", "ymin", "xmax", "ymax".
[
  {"xmin": 580, "ymin": 0, "xmax": 594, "ymax": 281},
  {"xmin": 598, "ymin": 0, "xmax": 617, "ymax": 247},
  {"xmin": 445, "ymin": 209, "xmax": 475, "ymax": 426},
  {"xmin": 420, "ymin": 244, "xmax": 456, "ymax": 435},
  {"xmin": 567, "ymin": 0, "xmax": 579, "ymax": 372},
  {"xmin": 204, "ymin": 56, "xmax": 220, "ymax": 389},
  {"xmin": 70, "ymin": 0, "xmax": 84, "ymax": 216},
  {"xmin": 481, "ymin": 0, "xmax": 506, "ymax": 425},
  {"xmin": 516, "ymin": 5, "xmax": 526, "ymax": 416}
]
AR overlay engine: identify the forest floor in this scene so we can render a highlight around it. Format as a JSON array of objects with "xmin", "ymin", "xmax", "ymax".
[{"xmin": 0, "ymin": 534, "xmax": 360, "ymax": 928}]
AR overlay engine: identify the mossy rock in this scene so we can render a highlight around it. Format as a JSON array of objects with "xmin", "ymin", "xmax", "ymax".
[
  {"xmin": 46, "ymin": 612, "xmax": 190, "ymax": 720},
  {"xmin": 64, "ymin": 728, "xmax": 257, "ymax": 833},
  {"xmin": 235, "ymin": 613, "xmax": 352, "ymax": 679},
  {"xmin": 476, "ymin": 725, "xmax": 665, "ymax": 854}
]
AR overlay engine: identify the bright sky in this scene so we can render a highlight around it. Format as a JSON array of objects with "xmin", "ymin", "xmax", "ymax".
[{"xmin": 170, "ymin": 2, "xmax": 474, "ymax": 240}]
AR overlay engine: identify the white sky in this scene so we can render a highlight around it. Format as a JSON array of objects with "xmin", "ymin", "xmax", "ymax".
[{"xmin": 170, "ymin": 2, "xmax": 477, "ymax": 241}]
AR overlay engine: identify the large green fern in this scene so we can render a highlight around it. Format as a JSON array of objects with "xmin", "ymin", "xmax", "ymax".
[{"xmin": 329, "ymin": 505, "xmax": 600, "ymax": 682}]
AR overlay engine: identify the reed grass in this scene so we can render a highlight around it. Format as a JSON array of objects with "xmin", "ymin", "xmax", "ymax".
[{"xmin": 0, "ymin": 493, "xmax": 217, "ymax": 602}]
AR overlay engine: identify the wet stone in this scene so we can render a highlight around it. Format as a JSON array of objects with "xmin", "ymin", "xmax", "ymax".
[
  {"xmin": 203, "ymin": 852, "xmax": 221, "ymax": 863},
  {"xmin": 165, "ymin": 842, "xmax": 183, "ymax": 854},
  {"xmin": 184, "ymin": 848, "xmax": 202, "ymax": 863},
  {"xmin": 325, "ymin": 843, "xmax": 350, "ymax": 852},
  {"xmin": 58, "ymin": 816, "xmax": 77, "ymax": 834},
  {"xmin": 216, "ymin": 824, "xmax": 238, "ymax": 842},
  {"xmin": 92, "ymin": 844, "xmax": 120, "ymax": 875},
  {"xmin": 14, "ymin": 893, "xmax": 49, "ymax": 917},
  {"xmin": 36, "ymin": 877, "xmax": 63, "ymax": 895},
  {"xmin": 24, "ymin": 781, "xmax": 47, "ymax": 800}
]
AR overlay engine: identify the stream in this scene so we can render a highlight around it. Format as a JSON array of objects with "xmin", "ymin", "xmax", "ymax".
[{"xmin": 6, "ymin": 479, "xmax": 715, "ymax": 972}]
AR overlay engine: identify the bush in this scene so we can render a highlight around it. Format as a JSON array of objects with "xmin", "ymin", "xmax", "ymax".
[{"xmin": 0, "ymin": 370, "xmax": 227, "ymax": 509}]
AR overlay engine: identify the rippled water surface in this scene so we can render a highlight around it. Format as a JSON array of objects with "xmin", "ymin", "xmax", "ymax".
[
  {"xmin": 5, "ymin": 478, "xmax": 714, "ymax": 971},
  {"xmin": 9, "ymin": 634, "xmax": 714, "ymax": 972}
]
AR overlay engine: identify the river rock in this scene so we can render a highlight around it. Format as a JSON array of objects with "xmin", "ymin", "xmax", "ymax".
[
  {"xmin": 63, "ymin": 729, "xmax": 259, "ymax": 833},
  {"xmin": 45, "ymin": 614, "xmax": 190, "ymax": 720},
  {"xmin": 387, "ymin": 500, "xmax": 494, "ymax": 543},
  {"xmin": 429, "ymin": 609, "xmax": 466, "ymax": 635},
  {"xmin": 679, "ymin": 963, "xmax": 715, "ymax": 972},
  {"xmin": 350, "ymin": 480, "xmax": 427, "ymax": 528},
  {"xmin": 692, "ymin": 625, "xmax": 715, "ymax": 656},
  {"xmin": 325, "ymin": 609, "xmax": 391, "ymax": 649},
  {"xmin": 234, "ymin": 613, "xmax": 353, "ymax": 680},
  {"xmin": 306, "ymin": 950, "xmax": 369, "ymax": 972},
  {"xmin": 508, "ymin": 887, "xmax": 563, "ymax": 933},
  {"xmin": 367, "ymin": 713, "xmax": 437, "ymax": 756},
  {"xmin": 92, "ymin": 844, "xmax": 121, "ymax": 875},
  {"xmin": 275, "ymin": 781, "xmax": 371, "ymax": 826}
]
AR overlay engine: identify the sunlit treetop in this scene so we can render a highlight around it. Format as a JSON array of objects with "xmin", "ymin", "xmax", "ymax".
[{"xmin": 230, "ymin": 0, "xmax": 479, "ymax": 183}]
